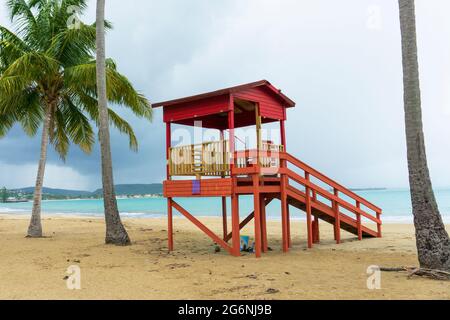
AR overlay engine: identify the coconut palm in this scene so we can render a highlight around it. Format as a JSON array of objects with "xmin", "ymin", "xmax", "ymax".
[
  {"xmin": 0, "ymin": 0, "xmax": 152, "ymax": 239},
  {"xmin": 96, "ymin": 0, "xmax": 130, "ymax": 245},
  {"xmin": 398, "ymin": 0, "xmax": 450, "ymax": 271}
]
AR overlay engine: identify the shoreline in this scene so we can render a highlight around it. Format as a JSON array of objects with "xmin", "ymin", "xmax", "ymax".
[{"xmin": 0, "ymin": 211, "xmax": 422, "ymax": 224}]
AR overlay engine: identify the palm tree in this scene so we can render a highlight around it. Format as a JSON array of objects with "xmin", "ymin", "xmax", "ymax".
[
  {"xmin": 0, "ymin": 0, "xmax": 152, "ymax": 238},
  {"xmin": 398, "ymin": 0, "xmax": 450, "ymax": 271},
  {"xmin": 96, "ymin": 0, "xmax": 130, "ymax": 245}
]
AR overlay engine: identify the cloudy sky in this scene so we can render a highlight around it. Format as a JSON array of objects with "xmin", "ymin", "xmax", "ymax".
[{"xmin": 0, "ymin": 0, "xmax": 449, "ymax": 191}]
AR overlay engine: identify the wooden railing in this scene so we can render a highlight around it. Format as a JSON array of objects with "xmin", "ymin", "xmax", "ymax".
[
  {"xmin": 231, "ymin": 150, "xmax": 382, "ymax": 237},
  {"xmin": 281, "ymin": 151, "xmax": 382, "ymax": 238},
  {"xmin": 169, "ymin": 141, "xmax": 230, "ymax": 177},
  {"xmin": 169, "ymin": 141, "xmax": 284, "ymax": 177}
]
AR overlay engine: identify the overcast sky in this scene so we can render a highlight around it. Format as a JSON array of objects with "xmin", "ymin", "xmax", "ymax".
[{"xmin": 0, "ymin": 0, "xmax": 449, "ymax": 191}]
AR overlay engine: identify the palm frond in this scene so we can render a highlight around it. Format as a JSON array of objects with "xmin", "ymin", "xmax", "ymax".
[
  {"xmin": 65, "ymin": 59, "xmax": 153, "ymax": 121},
  {"xmin": 107, "ymin": 108, "xmax": 138, "ymax": 152},
  {"xmin": 2, "ymin": 51, "xmax": 59, "ymax": 80}
]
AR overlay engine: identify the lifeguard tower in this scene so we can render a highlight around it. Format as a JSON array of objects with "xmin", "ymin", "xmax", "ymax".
[{"xmin": 153, "ymin": 80, "xmax": 382, "ymax": 258}]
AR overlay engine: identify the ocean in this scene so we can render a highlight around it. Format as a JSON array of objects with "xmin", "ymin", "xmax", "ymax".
[{"xmin": 1, "ymin": 188, "xmax": 450, "ymax": 223}]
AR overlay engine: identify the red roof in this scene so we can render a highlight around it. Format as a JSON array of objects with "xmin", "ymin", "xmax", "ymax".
[{"xmin": 152, "ymin": 80, "xmax": 296, "ymax": 108}]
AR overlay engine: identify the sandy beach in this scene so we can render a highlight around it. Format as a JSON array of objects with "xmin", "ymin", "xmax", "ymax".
[{"xmin": 0, "ymin": 214, "xmax": 449, "ymax": 300}]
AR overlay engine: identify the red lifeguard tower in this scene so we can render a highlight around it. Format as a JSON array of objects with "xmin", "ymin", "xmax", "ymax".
[{"xmin": 153, "ymin": 80, "xmax": 382, "ymax": 258}]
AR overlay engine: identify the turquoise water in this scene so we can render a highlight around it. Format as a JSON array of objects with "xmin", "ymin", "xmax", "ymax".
[{"xmin": 1, "ymin": 188, "xmax": 450, "ymax": 223}]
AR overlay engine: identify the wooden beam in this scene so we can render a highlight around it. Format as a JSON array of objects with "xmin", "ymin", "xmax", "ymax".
[
  {"xmin": 222, "ymin": 197, "xmax": 227, "ymax": 241},
  {"xmin": 280, "ymin": 163, "xmax": 289, "ymax": 253},
  {"xmin": 377, "ymin": 212, "xmax": 382, "ymax": 238},
  {"xmin": 228, "ymin": 95, "xmax": 240, "ymax": 257},
  {"xmin": 287, "ymin": 204, "xmax": 291, "ymax": 248},
  {"xmin": 256, "ymin": 104, "xmax": 262, "ymax": 167},
  {"xmin": 231, "ymin": 193, "xmax": 240, "ymax": 256},
  {"xmin": 166, "ymin": 122, "xmax": 171, "ymax": 180},
  {"xmin": 171, "ymin": 200, "xmax": 233, "ymax": 254},
  {"xmin": 312, "ymin": 216, "xmax": 320, "ymax": 244},
  {"xmin": 168, "ymin": 197, "xmax": 173, "ymax": 251},
  {"xmin": 280, "ymin": 120, "xmax": 286, "ymax": 151},
  {"xmin": 334, "ymin": 188, "xmax": 341, "ymax": 244},
  {"xmin": 260, "ymin": 196, "xmax": 268, "ymax": 253},
  {"xmin": 252, "ymin": 174, "xmax": 262, "ymax": 258},
  {"xmin": 356, "ymin": 201, "xmax": 362, "ymax": 241},
  {"xmin": 305, "ymin": 173, "xmax": 313, "ymax": 249}
]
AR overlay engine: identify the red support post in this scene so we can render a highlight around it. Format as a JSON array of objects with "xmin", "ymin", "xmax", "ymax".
[
  {"xmin": 280, "ymin": 120, "xmax": 290, "ymax": 250},
  {"xmin": 312, "ymin": 216, "xmax": 320, "ymax": 244},
  {"xmin": 168, "ymin": 197, "xmax": 173, "ymax": 251},
  {"xmin": 166, "ymin": 122, "xmax": 173, "ymax": 252},
  {"xmin": 252, "ymin": 173, "xmax": 262, "ymax": 258},
  {"xmin": 231, "ymin": 194, "xmax": 240, "ymax": 257},
  {"xmin": 287, "ymin": 205, "xmax": 292, "ymax": 248},
  {"xmin": 377, "ymin": 212, "xmax": 382, "ymax": 238},
  {"xmin": 356, "ymin": 201, "xmax": 362, "ymax": 241},
  {"xmin": 228, "ymin": 96, "xmax": 241, "ymax": 257},
  {"xmin": 280, "ymin": 162, "xmax": 289, "ymax": 253},
  {"xmin": 305, "ymin": 172, "xmax": 313, "ymax": 249},
  {"xmin": 220, "ymin": 130, "xmax": 228, "ymax": 241},
  {"xmin": 280, "ymin": 120, "xmax": 287, "ymax": 151},
  {"xmin": 228, "ymin": 97, "xmax": 235, "ymax": 170},
  {"xmin": 260, "ymin": 196, "xmax": 268, "ymax": 253},
  {"xmin": 222, "ymin": 197, "xmax": 228, "ymax": 241},
  {"xmin": 333, "ymin": 188, "xmax": 341, "ymax": 244},
  {"xmin": 166, "ymin": 122, "xmax": 171, "ymax": 180}
]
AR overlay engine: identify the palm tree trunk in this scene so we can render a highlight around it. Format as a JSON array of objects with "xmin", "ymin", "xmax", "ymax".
[
  {"xmin": 96, "ymin": 0, "xmax": 130, "ymax": 245},
  {"xmin": 27, "ymin": 104, "xmax": 52, "ymax": 238},
  {"xmin": 398, "ymin": 0, "xmax": 450, "ymax": 271}
]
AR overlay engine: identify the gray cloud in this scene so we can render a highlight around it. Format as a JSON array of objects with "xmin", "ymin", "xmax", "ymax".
[{"xmin": 0, "ymin": 0, "xmax": 449, "ymax": 190}]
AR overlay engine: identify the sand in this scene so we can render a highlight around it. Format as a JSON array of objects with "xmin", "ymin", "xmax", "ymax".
[{"xmin": 0, "ymin": 214, "xmax": 449, "ymax": 300}]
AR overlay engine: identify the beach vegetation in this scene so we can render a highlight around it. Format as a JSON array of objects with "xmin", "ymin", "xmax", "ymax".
[{"xmin": 0, "ymin": 0, "xmax": 152, "ymax": 238}]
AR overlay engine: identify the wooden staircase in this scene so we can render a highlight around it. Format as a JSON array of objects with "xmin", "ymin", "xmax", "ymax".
[
  {"xmin": 282, "ymin": 186, "xmax": 378, "ymax": 238},
  {"xmin": 276, "ymin": 151, "xmax": 382, "ymax": 243}
]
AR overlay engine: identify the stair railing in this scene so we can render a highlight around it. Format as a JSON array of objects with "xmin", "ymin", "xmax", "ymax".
[{"xmin": 279, "ymin": 151, "xmax": 382, "ymax": 238}]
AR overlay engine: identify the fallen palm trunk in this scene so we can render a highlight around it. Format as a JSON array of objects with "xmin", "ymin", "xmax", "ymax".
[{"xmin": 380, "ymin": 266, "xmax": 450, "ymax": 281}]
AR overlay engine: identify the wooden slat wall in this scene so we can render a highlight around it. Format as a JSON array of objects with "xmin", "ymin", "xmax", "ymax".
[
  {"xmin": 164, "ymin": 179, "xmax": 233, "ymax": 197},
  {"xmin": 234, "ymin": 86, "xmax": 286, "ymax": 120},
  {"xmin": 163, "ymin": 94, "xmax": 230, "ymax": 123}
]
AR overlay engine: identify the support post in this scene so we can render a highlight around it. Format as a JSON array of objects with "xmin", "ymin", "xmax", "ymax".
[
  {"xmin": 166, "ymin": 122, "xmax": 171, "ymax": 180},
  {"xmin": 333, "ymin": 188, "xmax": 341, "ymax": 244},
  {"xmin": 287, "ymin": 205, "xmax": 292, "ymax": 248},
  {"xmin": 256, "ymin": 104, "xmax": 262, "ymax": 166},
  {"xmin": 220, "ymin": 130, "xmax": 228, "ymax": 240},
  {"xmin": 280, "ymin": 162, "xmax": 289, "ymax": 253},
  {"xmin": 252, "ymin": 174, "xmax": 262, "ymax": 258},
  {"xmin": 280, "ymin": 120, "xmax": 287, "ymax": 151},
  {"xmin": 228, "ymin": 96, "xmax": 240, "ymax": 257},
  {"xmin": 260, "ymin": 196, "xmax": 268, "ymax": 253},
  {"xmin": 312, "ymin": 215, "xmax": 320, "ymax": 244},
  {"xmin": 166, "ymin": 122, "xmax": 173, "ymax": 252},
  {"xmin": 222, "ymin": 197, "xmax": 228, "ymax": 241},
  {"xmin": 231, "ymin": 193, "xmax": 240, "ymax": 257},
  {"xmin": 168, "ymin": 197, "xmax": 173, "ymax": 251},
  {"xmin": 356, "ymin": 201, "xmax": 362, "ymax": 241},
  {"xmin": 305, "ymin": 172, "xmax": 313, "ymax": 249},
  {"xmin": 377, "ymin": 212, "xmax": 382, "ymax": 238}
]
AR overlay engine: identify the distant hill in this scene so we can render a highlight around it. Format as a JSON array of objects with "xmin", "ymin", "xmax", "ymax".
[
  {"xmin": 13, "ymin": 184, "xmax": 163, "ymax": 197},
  {"xmin": 93, "ymin": 184, "xmax": 163, "ymax": 196},
  {"xmin": 13, "ymin": 187, "xmax": 92, "ymax": 196}
]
